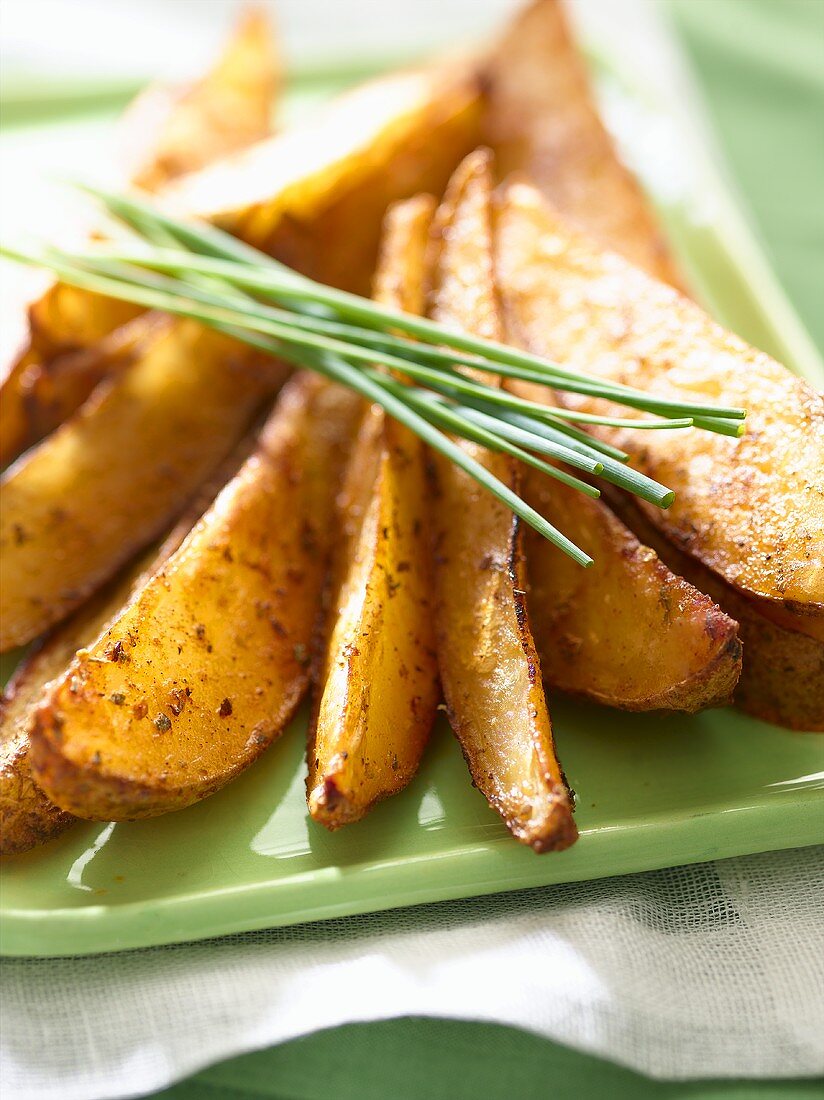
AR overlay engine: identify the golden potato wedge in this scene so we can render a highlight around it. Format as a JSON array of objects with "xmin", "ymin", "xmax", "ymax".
[
  {"xmin": 1, "ymin": 61, "xmax": 481, "ymax": 468},
  {"xmin": 0, "ymin": 9, "xmax": 280, "ymax": 468},
  {"xmin": 168, "ymin": 62, "xmax": 483, "ymax": 294},
  {"xmin": 0, "ymin": 429, "xmax": 260, "ymax": 856},
  {"xmin": 481, "ymin": 8, "xmax": 818, "ymax": 725},
  {"xmin": 482, "ymin": 0, "xmax": 680, "ymax": 287},
  {"xmin": 29, "ymin": 375, "xmax": 362, "ymax": 820},
  {"xmin": 496, "ymin": 180, "xmax": 824, "ymax": 641},
  {"xmin": 121, "ymin": 7, "xmax": 280, "ymax": 191},
  {"xmin": 307, "ymin": 195, "xmax": 440, "ymax": 828},
  {"xmin": 520, "ymin": 460, "xmax": 741, "ymax": 711},
  {"xmin": 427, "ymin": 150, "xmax": 576, "ymax": 852},
  {"xmin": 0, "ymin": 318, "xmax": 275, "ymax": 651},
  {"xmin": 606, "ymin": 494, "xmax": 824, "ymax": 732}
]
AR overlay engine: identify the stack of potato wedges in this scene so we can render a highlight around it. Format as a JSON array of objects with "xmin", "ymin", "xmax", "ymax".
[{"xmin": 1, "ymin": 1, "xmax": 821, "ymax": 860}]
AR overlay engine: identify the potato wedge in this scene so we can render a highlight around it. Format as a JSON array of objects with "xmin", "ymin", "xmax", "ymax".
[
  {"xmin": 427, "ymin": 150, "xmax": 576, "ymax": 852},
  {"xmin": 168, "ymin": 62, "xmax": 483, "ymax": 294},
  {"xmin": 0, "ymin": 432, "xmax": 259, "ymax": 855},
  {"xmin": 0, "ymin": 10, "xmax": 281, "ymax": 468},
  {"xmin": 482, "ymin": 8, "xmax": 819, "ymax": 725},
  {"xmin": 482, "ymin": 0, "xmax": 681, "ymax": 286},
  {"xmin": 496, "ymin": 180, "xmax": 824, "ymax": 641},
  {"xmin": 121, "ymin": 7, "xmax": 280, "ymax": 191},
  {"xmin": 605, "ymin": 494, "xmax": 824, "ymax": 732},
  {"xmin": 1, "ymin": 60, "xmax": 479, "ymax": 475},
  {"xmin": 521, "ymin": 461, "xmax": 741, "ymax": 711},
  {"xmin": 0, "ymin": 318, "xmax": 274, "ymax": 651},
  {"xmin": 307, "ymin": 195, "xmax": 440, "ymax": 828},
  {"xmin": 29, "ymin": 375, "xmax": 362, "ymax": 820}
]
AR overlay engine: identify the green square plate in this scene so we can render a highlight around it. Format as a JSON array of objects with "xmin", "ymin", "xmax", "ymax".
[{"xmin": 1, "ymin": 60, "xmax": 822, "ymax": 958}]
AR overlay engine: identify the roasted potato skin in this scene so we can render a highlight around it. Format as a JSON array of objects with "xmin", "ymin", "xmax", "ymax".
[
  {"xmin": 308, "ymin": 195, "xmax": 440, "ymax": 829},
  {"xmin": 0, "ymin": 319, "xmax": 274, "ymax": 651},
  {"xmin": 121, "ymin": 7, "xmax": 280, "ymax": 191},
  {"xmin": 482, "ymin": 0, "xmax": 681, "ymax": 287},
  {"xmin": 29, "ymin": 376, "xmax": 362, "ymax": 820},
  {"xmin": 496, "ymin": 181, "xmax": 824, "ymax": 639},
  {"xmin": 427, "ymin": 151, "xmax": 576, "ymax": 852},
  {"xmin": 608, "ymin": 495, "xmax": 824, "ymax": 731}
]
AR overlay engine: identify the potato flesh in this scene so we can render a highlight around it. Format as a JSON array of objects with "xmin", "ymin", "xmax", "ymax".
[
  {"xmin": 29, "ymin": 376, "xmax": 362, "ymax": 820},
  {"xmin": 428, "ymin": 150, "xmax": 576, "ymax": 852},
  {"xmin": 0, "ymin": 319, "xmax": 274, "ymax": 652},
  {"xmin": 308, "ymin": 195, "xmax": 440, "ymax": 828},
  {"xmin": 482, "ymin": 0, "xmax": 681, "ymax": 287},
  {"xmin": 496, "ymin": 181, "xmax": 824, "ymax": 637}
]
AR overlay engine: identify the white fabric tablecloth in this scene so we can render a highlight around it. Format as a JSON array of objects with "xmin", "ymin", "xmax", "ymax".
[{"xmin": 2, "ymin": 847, "xmax": 823, "ymax": 1100}]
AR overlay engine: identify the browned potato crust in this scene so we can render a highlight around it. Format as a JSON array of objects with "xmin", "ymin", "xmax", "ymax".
[
  {"xmin": 427, "ymin": 150, "xmax": 576, "ymax": 852},
  {"xmin": 29, "ymin": 375, "xmax": 362, "ymax": 820},
  {"xmin": 0, "ymin": 319, "xmax": 274, "ymax": 651},
  {"xmin": 482, "ymin": 0, "xmax": 681, "ymax": 287},
  {"xmin": 121, "ymin": 7, "xmax": 281, "ymax": 191},
  {"xmin": 308, "ymin": 195, "xmax": 440, "ymax": 828},
  {"xmin": 521, "ymin": 462, "xmax": 741, "ymax": 711},
  {"xmin": 0, "ymin": 10, "xmax": 281, "ymax": 468},
  {"xmin": 496, "ymin": 181, "xmax": 824, "ymax": 641}
]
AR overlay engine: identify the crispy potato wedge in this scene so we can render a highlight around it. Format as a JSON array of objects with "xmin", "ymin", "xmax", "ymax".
[
  {"xmin": 121, "ymin": 7, "xmax": 280, "ymax": 191},
  {"xmin": 0, "ymin": 9, "xmax": 280, "ymax": 468},
  {"xmin": 168, "ymin": 62, "xmax": 483, "ymax": 294},
  {"xmin": 0, "ymin": 432, "xmax": 259, "ymax": 855},
  {"xmin": 496, "ymin": 181, "xmax": 824, "ymax": 641},
  {"xmin": 0, "ymin": 318, "xmax": 275, "ymax": 651},
  {"xmin": 427, "ymin": 151, "xmax": 576, "ymax": 852},
  {"xmin": 482, "ymin": 8, "xmax": 819, "ymax": 725},
  {"xmin": 1, "ymin": 61, "xmax": 480, "ymax": 468},
  {"xmin": 521, "ymin": 460, "xmax": 741, "ymax": 711},
  {"xmin": 606, "ymin": 494, "xmax": 824, "ymax": 731},
  {"xmin": 29, "ymin": 375, "xmax": 362, "ymax": 820},
  {"xmin": 482, "ymin": 0, "xmax": 680, "ymax": 286},
  {"xmin": 307, "ymin": 195, "xmax": 440, "ymax": 828}
]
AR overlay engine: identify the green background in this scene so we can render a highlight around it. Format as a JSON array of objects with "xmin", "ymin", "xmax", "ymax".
[{"xmin": 157, "ymin": 2, "xmax": 824, "ymax": 1097}]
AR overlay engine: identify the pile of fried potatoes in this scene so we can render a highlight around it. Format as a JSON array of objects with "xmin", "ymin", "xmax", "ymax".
[{"xmin": 1, "ymin": 1, "xmax": 822, "ymax": 858}]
